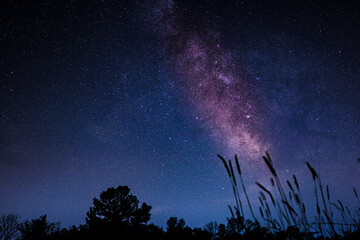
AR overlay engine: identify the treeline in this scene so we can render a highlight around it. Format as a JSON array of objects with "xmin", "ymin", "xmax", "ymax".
[
  {"xmin": 1, "ymin": 212, "xmax": 325, "ymax": 240},
  {"xmin": 1, "ymin": 185, "xmax": 272, "ymax": 240},
  {"xmin": 1, "ymin": 185, "xmax": 359, "ymax": 240},
  {"xmin": 1, "ymin": 152, "xmax": 360, "ymax": 240}
]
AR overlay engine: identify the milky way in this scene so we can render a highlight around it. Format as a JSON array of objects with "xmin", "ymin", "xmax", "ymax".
[
  {"xmin": 2, "ymin": 0, "xmax": 360, "ymax": 229},
  {"xmin": 151, "ymin": 0, "xmax": 268, "ymax": 159}
]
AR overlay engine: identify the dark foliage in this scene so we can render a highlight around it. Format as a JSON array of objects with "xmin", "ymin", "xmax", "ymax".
[
  {"xmin": 17, "ymin": 215, "xmax": 60, "ymax": 240},
  {"xmin": 86, "ymin": 185, "xmax": 151, "ymax": 227},
  {"xmin": 0, "ymin": 214, "xmax": 19, "ymax": 240},
  {"xmin": 83, "ymin": 185, "xmax": 154, "ymax": 239},
  {"xmin": 6, "ymin": 152, "xmax": 360, "ymax": 240}
]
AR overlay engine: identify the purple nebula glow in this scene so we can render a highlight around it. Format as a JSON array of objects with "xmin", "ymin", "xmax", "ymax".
[{"xmin": 152, "ymin": 0, "xmax": 269, "ymax": 159}]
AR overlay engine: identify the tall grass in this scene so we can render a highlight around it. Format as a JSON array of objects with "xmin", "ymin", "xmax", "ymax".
[{"xmin": 218, "ymin": 152, "xmax": 360, "ymax": 238}]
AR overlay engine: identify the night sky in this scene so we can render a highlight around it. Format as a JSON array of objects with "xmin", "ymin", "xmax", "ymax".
[{"xmin": 1, "ymin": 0, "xmax": 360, "ymax": 228}]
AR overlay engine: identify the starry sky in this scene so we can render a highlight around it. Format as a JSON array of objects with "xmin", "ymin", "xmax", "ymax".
[{"xmin": 1, "ymin": 0, "xmax": 360, "ymax": 228}]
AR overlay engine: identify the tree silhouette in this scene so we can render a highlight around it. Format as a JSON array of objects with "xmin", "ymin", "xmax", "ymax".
[
  {"xmin": 166, "ymin": 217, "xmax": 193, "ymax": 240},
  {"xmin": 0, "ymin": 214, "xmax": 19, "ymax": 240},
  {"xmin": 17, "ymin": 215, "xmax": 59, "ymax": 240},
  {"xmin": 204, "ymin": 221, "xmax": 218, "ymax": 240},
  {"xmin": 166, "ymin": 217, "xmax": 185, "ymax": 232},
  {"xmin": 86, "ymin": 185, "xmax": 151, "ymax": 227}
]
